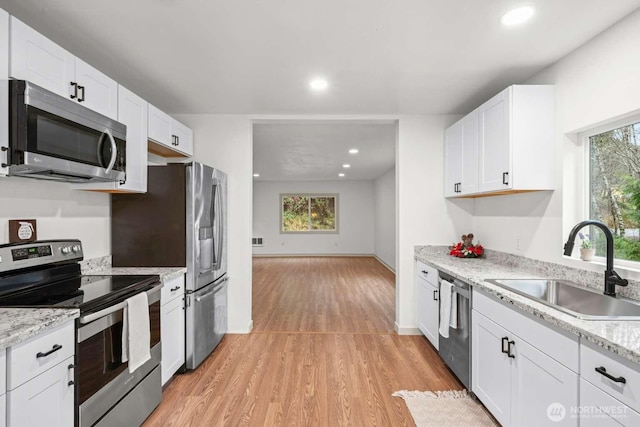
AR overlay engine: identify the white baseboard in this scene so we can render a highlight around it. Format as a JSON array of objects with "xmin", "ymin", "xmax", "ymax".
[
  {"xmin": 374, "ymin": 256, "xmax": 395, "ymax": 273},
  {"xmin": 395, "ymin": 322, "xmax": 422, "ymax": 335}
]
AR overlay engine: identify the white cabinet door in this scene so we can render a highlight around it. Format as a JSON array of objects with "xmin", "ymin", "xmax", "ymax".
[
  {"xmin": 148, "ymin": 103, "xmax": 172, "ymax": 147},
  {"xmin": 478, "ymin": 88, "xmax": 511, "ymax": 192},
  {"xmin": 116, "ymin": 86, "xmax": 148, "ymax": 192},
  {"xmin": 444, "ymin": 120, "xmax": 463, "ymax": 197},
  {"xmin": 161, "ymin": 295, "xmax": 185, "ymax": 385},
  {"xmin": 9, "ymin": 16, "xmax": 75, "ymax": 99},
  {"xmin": 511, "ymin": 338, "xmax": 578, "ymax": 427},
  {"xmin": 416, "ymin": 276, "xmax": 439, "ymax": 349},
  {"xmin": 172, "ymin": 119, "xmax": 194, "ymax": 157},
  {"xmin": 7, "ymin": 355, "xmax": 74, "ymax": 427},
  {"xmin": 444, "ymin": 110, "xmax": 478, "ymax": 197},
  {"xmin": 472, "ymin": 310, "xmax": 511, "ymax": 426},
  {"xmin": 74, "ymin": 58, "xmax": 118, "ymax": 119},
  {"xmin": 0, "ymin": 9, "xmax": 8, "ymax": 177}
]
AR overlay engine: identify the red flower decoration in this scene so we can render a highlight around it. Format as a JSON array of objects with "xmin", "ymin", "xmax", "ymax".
[{"xmin": 449, "ymin": 242, "xmax": 483, "ymax": 258}]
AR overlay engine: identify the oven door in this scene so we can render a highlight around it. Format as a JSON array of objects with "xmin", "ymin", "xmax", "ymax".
[
  {"xmin": 8, "ymin": 80, "xmax": 127, "ymax": 183},
  {"xmin": 77, "ymin": 285, "xmax": 161, "ymax": 427}
]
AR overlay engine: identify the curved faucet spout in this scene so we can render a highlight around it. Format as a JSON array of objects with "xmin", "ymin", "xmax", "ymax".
[{"xmin": 564, "ymin": 220, "xmax": 628, "ymax": 296}]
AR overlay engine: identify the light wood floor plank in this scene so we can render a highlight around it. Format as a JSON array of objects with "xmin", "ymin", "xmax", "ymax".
[{"xmin": 144, "ymin": 256, "xmax": 463, "ymax": 426}]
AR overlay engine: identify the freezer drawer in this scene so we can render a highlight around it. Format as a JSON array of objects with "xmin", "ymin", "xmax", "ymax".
[{"xmin": 185, "ymin": 278, "xmax": 228, "ymax": 369}]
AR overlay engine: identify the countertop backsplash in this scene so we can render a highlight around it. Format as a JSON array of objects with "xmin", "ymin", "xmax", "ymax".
[
  {"xmin": 415, "ymin": 245, "xmax": 640, "ymax": 302},
  {"xmin": 80, "ymin": 255, "xmax": 112, "ymax": 274}
]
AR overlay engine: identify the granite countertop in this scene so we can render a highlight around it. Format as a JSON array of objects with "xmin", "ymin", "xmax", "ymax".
[
  {"xmin": 87, "ymin": 267, "xmax": 187, "ymax": 282},
  {"xmin": 0, "ymin": 308, "xmax": 79, "ymax": 351},
  {"xmin": 415, "ymin": 246, "xmax": 640, "ymax": 364}
]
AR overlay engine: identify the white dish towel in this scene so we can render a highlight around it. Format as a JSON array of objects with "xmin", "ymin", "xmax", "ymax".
[
  {"xmin": 450, "ymin": 288, "xmax": 458, "ymax": 330},
  {"xmin": 122, "ymin": 292, "xmax": 151, "ymax": 373},
  {"xmin": 439, "ymin": 280, "xmax": 453, "ymax": 338}
]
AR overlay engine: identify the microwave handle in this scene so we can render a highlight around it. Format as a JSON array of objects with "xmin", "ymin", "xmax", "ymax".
[{"xmin": 104, "ymin": 129, "xmax": 117, "ymax": 173}]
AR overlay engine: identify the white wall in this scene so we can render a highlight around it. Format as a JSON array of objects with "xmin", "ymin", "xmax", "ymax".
[
  {"xmin": 374, "ymin": 167, "xmax": 395, "ymax": 269},
  {"xmin": 252, "ymin": 180, "xmax": 375, "ymax": 255},
  {"xmin": 174, "ymin": 114, "xmax": 254, "ymax": 333},
  {"xmin": 0, "ymin": 177, "xmax": 110, "ymax": 259},
  {"xmin": 470, "ymin": 8, "xmax": 640, "ymax": 282},
  {"xmin": 396, "ymin": 115, "xmax": 473, "ymax": 333}
]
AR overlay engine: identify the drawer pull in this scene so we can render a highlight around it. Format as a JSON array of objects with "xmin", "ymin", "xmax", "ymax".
[
  {"xmin": 36, "ymin": 344, "xmax": 62, "ymax": 358},
  {"xmin": 507, "ymin": 340, "xmax": 516, "ymax": 358},
  {"xmin": 501, "ymin": 337, "xmax": 509, "ymax": 354},
  {"xmin": 68, "ymin": 381, "xmax": 75, "ymax": 386},
  {"xmin": 170, "ymin": 286, "xmax": 181, "ymax": 292},
  {"xmin": 595, "ymin": 366, "xmax": 626, "ymax": 384}
]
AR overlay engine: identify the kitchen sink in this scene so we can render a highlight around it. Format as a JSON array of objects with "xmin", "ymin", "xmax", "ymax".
[{"xmin": 485, "ymin": 278, "xmax": 640, "ymax": 320}]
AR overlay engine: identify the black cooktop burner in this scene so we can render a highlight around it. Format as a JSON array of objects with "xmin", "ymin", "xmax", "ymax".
[{"xmin": 0, "ymin": 263, "xmax": 159, "ymax": 314}]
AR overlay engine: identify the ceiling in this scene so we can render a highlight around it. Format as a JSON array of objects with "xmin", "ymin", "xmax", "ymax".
[
  {"xmin": 1, "ymin": 0, "xmax": 639, "ymax": 116},
  {"xmin": 3, "ymin": 0, "xmax": 640, "ymax": 181},
  {"xmin": 253, "ymin": 121, "xmax": 396, "ymax": 181}
]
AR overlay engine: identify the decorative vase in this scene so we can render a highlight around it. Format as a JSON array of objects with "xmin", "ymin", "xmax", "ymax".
[{"xmin": 580, "ymin": 248, "xmax": 595, "ymax": 261}]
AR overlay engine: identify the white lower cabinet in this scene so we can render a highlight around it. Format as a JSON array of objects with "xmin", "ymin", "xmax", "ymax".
[
  {"xmin": 161, "ymin": 275, "xmax": 185, "ymax": 385},
  {"xmin": 472, "ymin": 290, "xmax": 579, "ymax": 426},
  {"xmin": 6, "ymin": 321, "xmax": 75, "ymax": 427},
  {"xmin": 416, "ymin": 261, "xmax": 439, "ymax": 349},
  {"xmin": 580, "ymin": 378, "xmax": 640, "ymax": 426},
  {"xmin": 7, "ymin": 355, "xmax": 74, "ymax": 427}
]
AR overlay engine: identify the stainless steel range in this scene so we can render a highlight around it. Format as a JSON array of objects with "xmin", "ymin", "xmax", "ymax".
[{"xmin": 0, "ymin": 240, "xmax": 162, "ymax": 427}]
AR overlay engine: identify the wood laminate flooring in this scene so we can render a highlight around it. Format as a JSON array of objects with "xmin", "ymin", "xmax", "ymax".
[{"xmin": 144, "ymin": 257, "xmax": 463, "ymax": 426}]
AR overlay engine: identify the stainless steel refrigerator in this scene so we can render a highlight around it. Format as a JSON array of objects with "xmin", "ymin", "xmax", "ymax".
[{"xmin": 111, "ymin": 162, "xmax": 228, "ymax": 370}]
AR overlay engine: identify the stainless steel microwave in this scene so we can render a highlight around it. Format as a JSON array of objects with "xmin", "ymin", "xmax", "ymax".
[{"xmin": 4, "ymin": 80, "xmax": 126, "ymax": 183}]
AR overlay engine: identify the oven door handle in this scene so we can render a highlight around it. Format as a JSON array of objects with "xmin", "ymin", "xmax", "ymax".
[{"xmin": 79, "ymin": 284, "xmax": 162, "ymax": 325}]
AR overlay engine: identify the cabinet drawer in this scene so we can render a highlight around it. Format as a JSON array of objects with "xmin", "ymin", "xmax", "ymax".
[
  {"xmin": 7, "ymin": 322, "xmax": 74, "ymax": 390},
  {"xmin": 161, "ymin": 274, "xmax": 185, "ymax": 304},
  {"xmin": 581, "ymin": 340, "xmax": 640, "ymax": 413},
  {"xmin": 473, "ymin": 290, "xmax": 578, "ymax": 371},
  {"xmin": 416, "ymin": 261, "xmax": 438, "ymax": 286},
  {"xmin": 580, "ymin": 377, "xmax": 640, "ymax": 426}
]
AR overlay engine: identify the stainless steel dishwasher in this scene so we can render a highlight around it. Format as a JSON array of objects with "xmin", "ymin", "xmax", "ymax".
[{"xmin": 438, "ymin": 272, "xmax": 472, "ymax": 390}]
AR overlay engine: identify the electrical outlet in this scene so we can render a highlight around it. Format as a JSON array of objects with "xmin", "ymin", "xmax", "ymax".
[{"xmin": 515, "ymin": 236, "xmax": 521, "ymax": 251}]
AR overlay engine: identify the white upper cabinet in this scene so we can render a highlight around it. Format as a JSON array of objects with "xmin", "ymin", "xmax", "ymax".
[
  {"xmin": 9, "ymin": 16, "xmax": 118, "ymax": 120},
  {"xmin": 445, "ymin": 85, "xmax": 554, "ymax": 198},
  {"xmin": 148, "ymin": 103, "xmax": 193, "ymax": 157},
  {"xmin": 77, "ymin": 85, "xmax": 148, "ymax": 193},
  {"xmin": 444, "ymin": 110, "xmax": 478, "ymax": 197}
]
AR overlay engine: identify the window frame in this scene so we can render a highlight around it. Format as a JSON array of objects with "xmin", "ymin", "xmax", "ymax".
[
  {"xmin": 579, "ymin": 114, "xmax": 640, "ymax": 270},
  {"xmin": 279, "ymin": 193, "xmax": 339, "ymax": 234}
]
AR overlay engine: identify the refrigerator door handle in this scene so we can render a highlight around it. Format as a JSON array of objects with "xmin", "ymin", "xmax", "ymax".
[{"xmin": 214, "ymin": 181, "xmax": 224, "ymax": 271}]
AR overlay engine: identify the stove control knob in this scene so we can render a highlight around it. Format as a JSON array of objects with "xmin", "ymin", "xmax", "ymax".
[
  {"xmin": 61, "ymin": 246, "xmax": 71, "ymax": 255},
  {"xmin": 72, "ymin": 245, "xmax": 81, "ymax": 253}
]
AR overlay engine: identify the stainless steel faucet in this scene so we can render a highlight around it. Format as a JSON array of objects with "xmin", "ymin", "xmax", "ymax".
[{"xmin": 563, "ymin": 220, "xmax": 628, "ymax": 297}]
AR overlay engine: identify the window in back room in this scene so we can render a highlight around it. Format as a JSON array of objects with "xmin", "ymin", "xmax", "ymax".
[
  {"xmin": 588, "ymin": 120, "xmax": 640, "ymax": 262},
  {"xmin": 280, "ymin": 194, "xmax": 338, "ymax": 233}
]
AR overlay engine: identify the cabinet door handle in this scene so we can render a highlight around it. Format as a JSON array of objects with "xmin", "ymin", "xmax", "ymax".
[
  {"xmin": 36, "ymin": 344, "xmax": 62, "ymax": 358},
  {"xmin": 77, "ymin": 85, "xmax": 85, "ymax": 102},
  {"xmin": 70, "ymin": 82, "xmax": 78, "ymax": 99},
  {"xmin": 176, "ymin": 136, "xmax": 180, "ymax": 146},
  {"xmin": 507, "ymin": 340, "xmax": 515, "ymax": 358},
  {"xmin": 595, "ymin": 366, "xmax": 626, "ymax": 384},
  {"xmin": 170, "ymin": 286, "xmax": 181, "ymax": 292},
  {"xmin": 433, "ymin": 290, "xmax": 438, "ymax": 300},
  {"xmin": 502, "ymin": 172, "xmax": 509, "ymax": 185},
  {"xmin": 501, "ymin": 337, "xmax": 509, "ymax": 354},
  {"xmin": 421, "ymin": 270, "xmax": 428, "ymax": 275}
]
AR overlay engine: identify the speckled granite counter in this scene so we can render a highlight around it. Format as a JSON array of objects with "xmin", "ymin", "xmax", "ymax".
[
  {"xmin": 0, "ymin": 308, "xmax": 79, "ymax": 351},
  {"xmin": 415, "ymin": 245, "xmax": 640, "ymax": 364},
  {"xmin": 87, "ymin": 267, "xmax": 186, "ymax": 282}
]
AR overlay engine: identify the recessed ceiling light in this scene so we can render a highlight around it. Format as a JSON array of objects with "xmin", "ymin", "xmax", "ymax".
[
  {"xmin": 338, "ymin": 173, "xmax": 345, "ymax": 177},
  {"xmin": 342, "ymin": 164, "xmax": 351, "ymax": 168},
  {"xmin": 500, "ymin": 5, "xmax": 535, "ymax": 27},
  {"xmin": 349, "ymin": 148, "xmax": 359, "ymax": 154},
  {"xmin": 310, "ymin": 78, "xmax": 328, "ymax": 91},
  {"xmin": 253, "ymin": 173, "xmax": 260, "ymax": 177}
]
